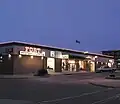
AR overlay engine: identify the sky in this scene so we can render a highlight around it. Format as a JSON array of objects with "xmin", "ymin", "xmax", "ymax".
[{"xmin": 0, "ymin": 0, "xmax": 120, "ymax": 52}]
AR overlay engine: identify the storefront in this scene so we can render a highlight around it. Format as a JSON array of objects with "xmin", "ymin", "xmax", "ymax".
[
  {"xmin": 61, "ymin": 54, "xmax": 114, "ymax": 72},
  {"xmin": 0, "ymin": 41, "xmax": 114, "ymax": 74}
]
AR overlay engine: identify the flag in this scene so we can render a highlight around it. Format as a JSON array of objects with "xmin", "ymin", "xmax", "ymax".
[{"xmin": 76, "ymin": 40, "xmax": 80, "ymax": 44}]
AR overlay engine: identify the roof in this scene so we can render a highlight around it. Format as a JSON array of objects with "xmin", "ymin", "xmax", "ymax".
[
  {"xmin": 0, "ymin": 41, "xmax": 114, "ymax": 59},
  {"xmin": 102, "ymin": 50, "xmax": 120, "ymax": 52}
]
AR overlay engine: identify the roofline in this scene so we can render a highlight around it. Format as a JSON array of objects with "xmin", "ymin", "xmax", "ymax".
[
  {"xmin": 102, "ymin": 50, "xmax": 120, "ymax": 52},
  {"xmin": 0, "ymin": 41, "xmax": 114, "ymax": 58}
]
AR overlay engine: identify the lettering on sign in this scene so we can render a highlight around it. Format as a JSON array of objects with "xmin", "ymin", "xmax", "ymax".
[
  {"xmin": 24, "ymin": 47, "xmax": 41, "ymax": 53},
  {"xmin": 50, "ymin": 51, "xmax": 55, "ymax": 57},
  {"xmin": 20, "ymin": 47, "xmax": 45, "ymax": 56},
  {"xmin": 62, "ymin": 55, "xmax": 69, "ymax": 59}
]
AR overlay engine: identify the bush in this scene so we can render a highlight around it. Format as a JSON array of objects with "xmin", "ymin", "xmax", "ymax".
[
  {"xmin": 34, "ymin": 69, "xmax": 48, "ymax": 76},
  {"xmin": 109, "ymin": 74, "xmax": 115, "ymax": 77}
]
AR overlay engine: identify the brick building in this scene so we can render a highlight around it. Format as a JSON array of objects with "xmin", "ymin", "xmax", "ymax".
[{"xmin": 0, "ymin": 41, "xmax": 114, "ymax": 74}]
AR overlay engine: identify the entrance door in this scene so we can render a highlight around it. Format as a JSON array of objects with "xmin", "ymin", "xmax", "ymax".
[
  {"xmin": 47, "ymin": 58, "xmax": 55, "ymax": 71},
  {"xmin": 68, "ymin": 60, "xmax": 76, "ymax": 72},
  {"xmin": 69, "ymin": 63, "xmax": 76, "ymax": 72}
]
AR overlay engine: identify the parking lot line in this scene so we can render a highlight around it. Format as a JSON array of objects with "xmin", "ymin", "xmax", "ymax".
[
  {"xmin": 39, "ymin": 88, "xmax": 113, "ymax": 104},
  {"xmin": 91, "ymin": 93, "xmax": 120, "ymax": 104}
]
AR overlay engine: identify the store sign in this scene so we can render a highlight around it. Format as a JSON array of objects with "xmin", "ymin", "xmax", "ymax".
[
  {"xmin": 62, "ymin": 55, "xmax": 69, "ymax": 59},
  {"xmin": 20, "ymin": 47, "xmax": 45, "ymax": 56},
  {"xmin": 50, "ymin": 51, "xmax": 55, "ymax": 57}
]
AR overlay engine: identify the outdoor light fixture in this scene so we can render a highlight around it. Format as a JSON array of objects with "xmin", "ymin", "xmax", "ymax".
[
  {"xmin": 31, "ymin": 56, "xmax": 33, "ymax": 59},
  {"xmin": 19, "ymin": 54, "xmax": 22, "ymax": 58},
  {"xmin": 95, "ymin": 56, "xmax": 98, "ymax": 58},
  {"xmin": 41, "ymin": 56, "xmax": 43, "ymax": 60},
  {"xmin": 8, "ymin": 54, "xmax": 11, "ymax": 58}
]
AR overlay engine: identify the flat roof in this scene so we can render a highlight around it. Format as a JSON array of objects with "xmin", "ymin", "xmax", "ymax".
[
  {"xmin": 0, "ymin": 41, "xmax": 114, "ymax": 59},
  {"xmin": 102, "ymin": 50, "xmax": 120, "ymax": 52}
]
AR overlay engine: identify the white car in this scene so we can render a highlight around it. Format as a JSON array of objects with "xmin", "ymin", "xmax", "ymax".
[{"xmin": 96, "ymin": 66, "xmax": 116, "ymax": 73}]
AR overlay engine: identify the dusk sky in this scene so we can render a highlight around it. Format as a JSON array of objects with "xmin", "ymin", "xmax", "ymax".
[{"xmin": 0, "ymin": 0, "xmax": 120, "ymax": 52}]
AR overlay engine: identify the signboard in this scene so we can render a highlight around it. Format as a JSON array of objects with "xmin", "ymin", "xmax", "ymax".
[
  {"xmin": 20, "ymin": 47, "xmax": 45, "ymax": 56},
  {"xmin": 50, "ymin": 51, "xmax": 55, "ymax": 57},
  {"xmin": 62, "ymin": 55, "xmax": 69, "ymax": 59}
]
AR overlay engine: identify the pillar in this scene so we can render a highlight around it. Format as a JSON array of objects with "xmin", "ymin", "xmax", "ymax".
[
  {"xmin": 54, "ymin": 58, "xmax": 62, "ymax": 72},
  {"xmin": 43, "ymin": 57, "xmax": 47, "ymax": 69},
  {"xmin": 75, "ymin": 60, "xmax": 79, "ymax": 72}
]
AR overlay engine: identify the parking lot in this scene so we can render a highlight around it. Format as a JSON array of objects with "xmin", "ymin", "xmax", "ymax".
[{"xmin": 0, "ymin": 73, "xmax": 120, "ymax": 104}]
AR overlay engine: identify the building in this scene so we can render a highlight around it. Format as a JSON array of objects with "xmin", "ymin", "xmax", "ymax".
[
  {"xmin": 102, "ymin": 50, "xmax": 120, "ymax": 68},
  {"xmin": 0, "ymin": 41, "xmax": 114, "ymax": 74}
]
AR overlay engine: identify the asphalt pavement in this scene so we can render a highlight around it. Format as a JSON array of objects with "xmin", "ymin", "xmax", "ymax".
[{"xmin": 0, "ymin": 73, "xmax": 120, "ymax": 104}]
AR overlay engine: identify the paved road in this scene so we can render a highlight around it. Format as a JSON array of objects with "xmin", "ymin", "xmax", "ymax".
[{"xmin": 0, "ymin": 74, "xmax": 120, "ymax": 104}]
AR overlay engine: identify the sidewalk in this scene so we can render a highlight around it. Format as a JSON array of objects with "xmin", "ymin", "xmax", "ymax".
[
  {"xmin": 89, "ymin": 78, "xmax": 120, "ymax": 88},
  {"xmin": 0, "ymin": 71, "xmax": 92, "ymax": 79},
  {"xmin": 0, "ymin": 74, "xmax": 33, "ymax": 79},
  {"xmin": 48, "ymin": 70, "xmax": 91, "ymax": 76}
]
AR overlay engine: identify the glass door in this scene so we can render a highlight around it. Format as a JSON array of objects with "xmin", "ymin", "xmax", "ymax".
[{"xmin": 69, "ymin": 63, "xmax": 76, "ymax": 72}]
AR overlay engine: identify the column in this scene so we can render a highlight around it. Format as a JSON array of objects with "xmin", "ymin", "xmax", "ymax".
[
  {"xmin": 75, "ymin": 60, "xmax": 79, "ymax": 72},
  {"xmin": 43, "ymin": 57, "xmax": 47, "ymax": 69},
  {"xmin": 54, "ymin": 58, "xmax": 62, "ymax": 72}
]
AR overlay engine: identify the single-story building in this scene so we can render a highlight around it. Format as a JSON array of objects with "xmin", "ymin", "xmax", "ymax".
[{"xmin": 0, "ymin": 41, "xmax": 114, "ymax": 74}]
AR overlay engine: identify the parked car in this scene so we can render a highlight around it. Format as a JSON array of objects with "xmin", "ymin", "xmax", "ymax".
[
  {"xmin": 34, "ymin": 69, "xmax": 48, "ymax": 76},
  {"xmin": 96, "ymin": 66, "xmax": 116, "ymax": 73}
]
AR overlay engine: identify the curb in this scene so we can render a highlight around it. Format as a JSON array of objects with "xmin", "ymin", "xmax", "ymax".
[
  {"xmin": 49, "ymin": 74, "xmax": 73, "ymax": 76},
  {"xmin": 0, "ymin": 77, "xmax": 29, "ymax": 79},
  {"xmin": 105, "ymin": 77, "xmax": 120, "ymax": 80},
  {"xmin": 49, "ymin": 72, "xmax": 91, "ymax": 76},
  {"xmin": 63, "ymin": 73, "xmax": 73, "ymax": 75},
  {"xmin": 89, "ymin": 82, "xmax": 118, "ymax": 88}
]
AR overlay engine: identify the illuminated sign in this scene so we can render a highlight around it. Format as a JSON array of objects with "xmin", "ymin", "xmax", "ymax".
[
  {"xmin": 50, "ymin": 51, "xmax": 55, "ymax": 57},
  {"xmin": 20, "ymin": 47, "xmax": 45, "ymax": 56},
  {"xmin": 62, "ymin": 55, "xmax": 69, "ymax": 59}
]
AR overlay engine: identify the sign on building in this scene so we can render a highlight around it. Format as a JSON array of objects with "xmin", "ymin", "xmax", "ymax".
[
  {"xmin": 20, "ymin": 47, "xmax": 45, "ymax": 56},
  {"xmin": 50, "ymin": 51, "xmax": 55, "ymax": 57}
]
